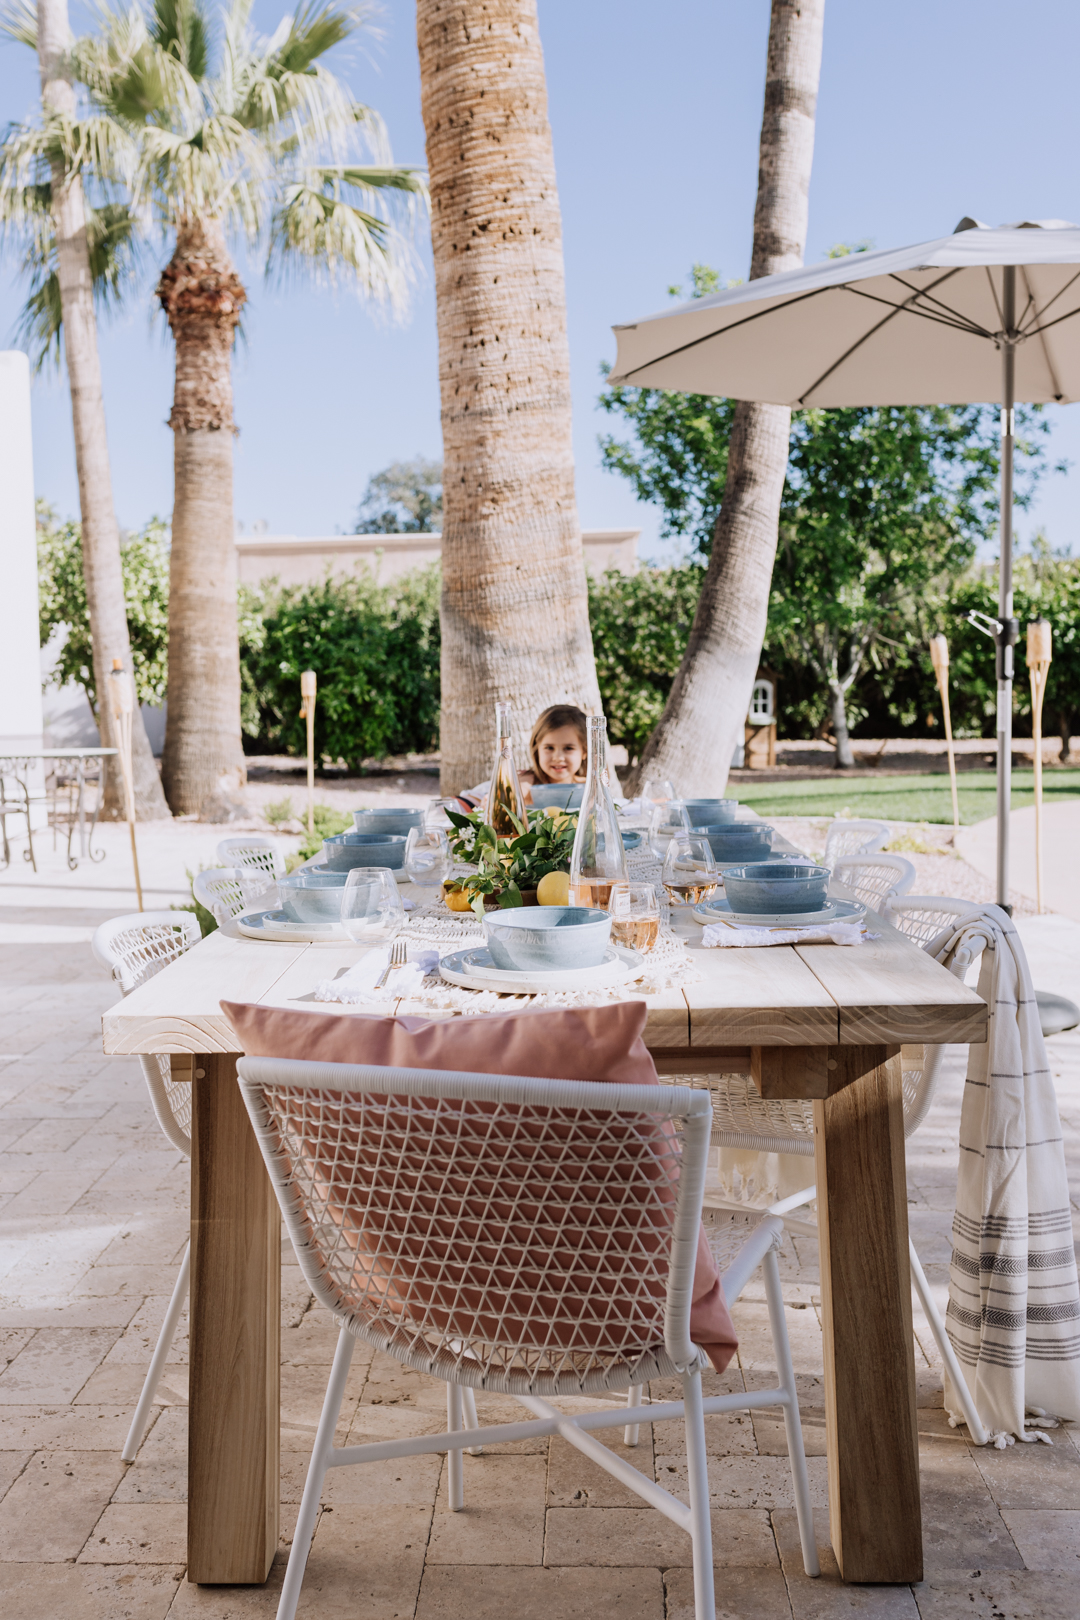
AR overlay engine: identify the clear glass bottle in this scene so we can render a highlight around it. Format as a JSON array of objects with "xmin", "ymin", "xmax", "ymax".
[
  {"xmin": 569, "ymin": 714, "xmax": 629, "ymax": 908},
  {"xmin": 486, "ymin": 701, "xmax": 524, "ymax": 839}
]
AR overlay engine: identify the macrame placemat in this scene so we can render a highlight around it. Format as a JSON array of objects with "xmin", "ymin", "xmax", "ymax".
[{"xmin": 393, "ymin": 847, "xmax": 700, "ymax": 1014}]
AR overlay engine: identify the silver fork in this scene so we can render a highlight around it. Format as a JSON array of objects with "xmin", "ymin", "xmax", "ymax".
[{"xmin": 374, "ymin": 937, "xmax": 408, "ymax": 989}]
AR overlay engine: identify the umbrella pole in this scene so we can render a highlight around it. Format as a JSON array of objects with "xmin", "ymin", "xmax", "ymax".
[{"xmin": 995, "ymin": 268, "xmax": 1017, "ymax": 912}]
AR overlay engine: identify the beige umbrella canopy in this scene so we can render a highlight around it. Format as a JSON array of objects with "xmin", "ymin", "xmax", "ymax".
[{"xmin": 611, "ymin": 219, "xmax": 1080, "ymax": 915}]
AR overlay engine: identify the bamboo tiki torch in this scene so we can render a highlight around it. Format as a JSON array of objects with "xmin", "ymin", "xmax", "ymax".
[
  {"xmin": 108, "ymin": 659, "xmax": 143, "ymax": 910},
  {"xmin": 1026, "ymin": 618, "xmax": 1052, "ymax": 914},
  {"xmin": 929, "ymin": 634, "xmax": 960, "ymax": 836},
  {"xmin": 300, "ymin": 670, "xmax": 317, "ymax": 836}
]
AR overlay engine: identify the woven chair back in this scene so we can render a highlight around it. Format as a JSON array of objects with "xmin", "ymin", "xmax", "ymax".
[{"xmin": 238, "ymin": 1059, "xmax": 711, "ymax": 1396}]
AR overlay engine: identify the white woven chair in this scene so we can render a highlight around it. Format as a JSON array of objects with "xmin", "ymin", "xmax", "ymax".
[
  {"xmin": 192, "ymin": 866, "xmax": 256, "ymax": 924},
  {"xmin": 686, "ymin": 893, "xmax": 995, "ymax": 1444},
  {"xmin": 216, "ymin": 834, "xmax": 286, "ymax": 880},
  {"xmin": 830, "ymin": 852, "xmax": 916, "ymax": 910},
  {"xmin": 91, "ymin": 911, "xmax": 200, "ymax": 1461},
  {"xmin": 823, "ymin": 818, "xmax": 890, "ymax": 864},
  {"xmin": 237, "ymin": 1058, "xmax": 820, "ymax": 1620}
]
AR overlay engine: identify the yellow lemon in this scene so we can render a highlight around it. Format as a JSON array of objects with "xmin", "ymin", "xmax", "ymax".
[
  {"xmin": 442, "ymin": 882, "xmax": 474, "ymax": 913},
  {"xmin": 543, "ymin": 805, "xmax": 562, "ymax": 819},
  {"xmin": 536, "ymin": 870, "xmax": 570, "ymax": 907}
]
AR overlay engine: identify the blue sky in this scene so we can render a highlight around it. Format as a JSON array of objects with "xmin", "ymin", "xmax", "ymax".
[{"xmin": 4, "ymin": 0, "xmax": 1080, "ymax": 560}]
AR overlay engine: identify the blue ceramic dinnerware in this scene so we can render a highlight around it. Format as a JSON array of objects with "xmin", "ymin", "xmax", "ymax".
[
  {"xmin": 530, "ymin": 783, "xmax": 585, "ymax": 810},
  {"xmin": 722, "ymin": 862, "xmax": 830, "ymax": 916},
  {"xmin": 673, "ymin": 798, "xmax": 740, "ymax": 824},
  {"xmin": 690, "ymin": 822, "xmax": 775, "ymax": 861},
  {"xmin": 482, "ymin": 905, "xmax": 611, "ymax": 971},
  {"xmin": 324, "ymin": 832, "xmax": 408, "ymax": 872},
  {"xmin": 351, "ymin": 807, "xmax": 424, "ymax": 836},
  {"xmin": 279, "ymin": 868, "xmax": 350, "ymax": 925}
]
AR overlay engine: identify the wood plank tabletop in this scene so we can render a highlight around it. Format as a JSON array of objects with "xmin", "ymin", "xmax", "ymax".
[{"xmin": 102, "ymin": 890, "xmax": 986, "ymax": 1056}]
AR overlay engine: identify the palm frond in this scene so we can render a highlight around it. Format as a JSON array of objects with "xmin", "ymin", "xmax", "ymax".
[
  {"xmin": 150, "ymin": 0, "xmax": 211, "ymax": 79},
  {"xmin": 13, "ymin": 199, "xmax": 144, "ymax": 372},
  {"xmin": 267, "ymin": 168, "xmax": 421, "ymax": 314},
  {"xmin": 0, "ymin": 0, "xmax": 37, "ymax": 48}
]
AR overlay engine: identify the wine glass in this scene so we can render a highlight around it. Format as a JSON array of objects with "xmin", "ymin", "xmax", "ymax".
[
  {"xmin": 661, "ymin": 837, "xmax": 718, "ymax": 906},
  {"xmin": 404, "ymin": 827, "xmax": 450, "ymax": 887},
  {"xmin": 607, "ymin": 882, "xmax": 661, "ymax": 954},
  {"xmin": 340, "ymin": 868, "xmax": 405, "ymax": 944},
  {"xmin": 648, "ymin": 801, "xmax": 690, "ymax": 862},
  {"xmin": 641, "ymin": 777, "xmax": 676, "ymax": 812}
]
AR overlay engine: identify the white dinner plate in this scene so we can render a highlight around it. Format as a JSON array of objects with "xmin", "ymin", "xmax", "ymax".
[
  {"xmin": 691, "ymin": 896, "xmax": 867, "ymax": 928},
  {"xmin": 438, "ymin": 945, "xmax": 643, "ymax": 994},
  {"xmin": 236, "ymin": 909, "xmax": 350, "ymax": 943}
]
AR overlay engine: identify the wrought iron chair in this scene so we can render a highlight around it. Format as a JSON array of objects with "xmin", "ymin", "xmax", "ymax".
[
  {"xmin": 237, "ymin": 1058, "xmax": 820, "ymax": 1620},
  {"xmin": 91, "ymin": 911, "xmax": 200, "ymax": 1460}
]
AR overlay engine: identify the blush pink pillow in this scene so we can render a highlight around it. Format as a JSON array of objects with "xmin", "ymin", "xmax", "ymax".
[{"xmin": 222, "ymin": 998, "xmax": 736, "ymax": 1373}]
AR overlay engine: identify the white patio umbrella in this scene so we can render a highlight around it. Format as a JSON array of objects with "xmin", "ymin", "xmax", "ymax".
[{"xmin": 610, "ymin": 218, "xmax": 1080, "ymax": 914}]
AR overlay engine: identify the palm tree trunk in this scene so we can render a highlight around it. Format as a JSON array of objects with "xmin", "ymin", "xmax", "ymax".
[
  {"xmin": 416, "ymin": 0, "xmax": 600, "ymax": 793},
  {"xmin": 628, "ymin": 0, "xmax": 825, "ymax": 796},
  {"xmin": 157, "ymin": 217, "xmax": 247, "ymax": 815},
  {"xmin": 37, "ymin": 0, "xmax": 170, "ymax": 819}
]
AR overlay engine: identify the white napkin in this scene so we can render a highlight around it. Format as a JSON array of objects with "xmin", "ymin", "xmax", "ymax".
[
  {"xmin": 701, "ymin": 920, "xmax": 868, "ymax": 948},
  {"xmin": 314, "ymin": 945, "xmax": 440, "ymax": 1004}
]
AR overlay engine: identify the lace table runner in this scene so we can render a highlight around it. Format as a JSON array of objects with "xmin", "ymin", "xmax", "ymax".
[{"xmin": 391, "ymin": 847, "xmax": 700, "ymax": 1013}]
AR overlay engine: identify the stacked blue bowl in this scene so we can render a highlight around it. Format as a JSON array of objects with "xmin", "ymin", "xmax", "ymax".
[
  {"xmin": 530, "ymin": 783, "xmax": 584, "ymax": 810},
  {"xmin": 723, "ymin": 863, "xmax": 830, "ymax": 915},
  {"xmin": 279, "ymin": 869, "xmax": 349, "ymax": 924},
  {"xmin": 691, "ymin": 821, "xmax": 775, "ymax": 863},
  {"xmin": 324, "ymin": 831, "xmax": 407, "ymax": 872},
  {"xmin": 673, "ymin": 798, "xmax": 739, "ymax": 825},
  {"xmin": 483, "ymin": 906, "xmax": 611, "ymax": 971},
  {"xmin": 352, "ymin": 807, "xmax": 423, "ymax": 836}
]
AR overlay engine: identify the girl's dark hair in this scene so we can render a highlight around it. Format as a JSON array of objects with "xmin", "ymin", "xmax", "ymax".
[{"xmin": 528, "ymin": 705, "xmax": 589, "ymax": 782}]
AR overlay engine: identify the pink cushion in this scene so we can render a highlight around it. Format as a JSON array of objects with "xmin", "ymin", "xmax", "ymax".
[{"xmin": 222, "ymin": 999, "xmax": 736, "ymax": 1372}]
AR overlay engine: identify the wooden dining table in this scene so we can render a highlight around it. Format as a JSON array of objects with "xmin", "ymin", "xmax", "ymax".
[{"xmin": 101, "ymin": 885, "xmax": 986, "ymax": 1587}]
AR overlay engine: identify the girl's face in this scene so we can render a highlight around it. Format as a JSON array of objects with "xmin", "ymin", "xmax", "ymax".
[{"xmin": 537, "ymin": 725, "xmax": 585, "ymax": 782}]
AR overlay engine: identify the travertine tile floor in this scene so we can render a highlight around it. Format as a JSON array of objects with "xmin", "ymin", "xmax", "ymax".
[{"xmin": 1, "ymin": 920, "xmax": 1078, "ymax": 1619}]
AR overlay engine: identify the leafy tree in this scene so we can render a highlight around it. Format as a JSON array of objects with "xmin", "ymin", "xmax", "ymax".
[
  {"xmin": 37, "ymin": 502, "xmax": 170, "ymax": 710},
  {"xmin": 355, "ymin": 457, "xmax": 443, "ymax": 533},
  {"xmin": 599, "ymin": 270, "xmax": 1058, "ymax": 765},
  {"xmin": 587, "ymin": 565, "xmax": 704, "ymax": 763},
  {"xmin": 241, "ymin": 565, "xmax": 441, "ymax": 767}
]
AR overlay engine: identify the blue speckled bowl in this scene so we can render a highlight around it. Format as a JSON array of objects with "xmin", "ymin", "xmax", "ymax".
[
  {"xmin": 690, "ymin": 822, "xmax": 774, "ymax": 862},
  {"xmin": 483, "ymin": 906, "xmax": 611, "ymax": 971},
  {"xmin": 351, "ymin": 807, "xmax": 423, "ymax": 837},
  {"xmin": 530, "ymin": 783, "xmax": 585, "ymax": 810},
  {"xmin": 722, "ymin": 863, "xmax": 830, "ymax": 916},
  {"xmin": 675, "ymin": 798, "xmax": 740, "ymax": 824},
  {"xmin": 279, "ymin": 868, "xmax": 349, "ymax": 924},
  {"xmin": 324, "ymin": 832, "xmax": 407, "ymax": 872}
]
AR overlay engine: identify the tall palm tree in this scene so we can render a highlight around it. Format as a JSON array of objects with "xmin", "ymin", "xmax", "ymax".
[
  {"xmin": 0, "ymin": 0, "xmax": 170, "ymax": 818},
  {"xmin": 628, "ymin": 0, "xmax": 826, "ymax": 796},
  {"xmin": 74, "ymin": 0, "xmax": 426, "ymax": 812},
  {"xmin": 416, "ymin": 0, "xmax": 601, "ymax": 794}
]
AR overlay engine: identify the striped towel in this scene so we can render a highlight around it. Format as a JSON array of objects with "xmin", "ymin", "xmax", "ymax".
[{"xmin": 932, "ymin": 907, "xmax": 1080, "ymax": 1444}]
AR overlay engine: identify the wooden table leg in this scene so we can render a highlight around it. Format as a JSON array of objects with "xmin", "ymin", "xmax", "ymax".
[
  {"xmin": 813, "ymin": 1045, "xmax": 922, "ymax": 1583},
  {"xmin": 188, "ymin": 1053, "xmax": 280, "ymax": 1583}
]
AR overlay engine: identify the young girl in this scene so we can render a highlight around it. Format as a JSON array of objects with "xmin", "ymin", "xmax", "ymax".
[{"xmin": 520, "ymin": 705, "xmax": 589, "ymax": 786}]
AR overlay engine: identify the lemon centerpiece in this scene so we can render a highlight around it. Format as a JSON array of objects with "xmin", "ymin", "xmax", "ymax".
[{"xmin": 536, "ymin": 870, "xmax": 570, "ymax": 907}]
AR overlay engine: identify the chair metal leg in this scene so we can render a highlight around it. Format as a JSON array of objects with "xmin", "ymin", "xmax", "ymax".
[
  {"xmin": 278, "ymin": 1327, "xmax": 355, "ymax": 1620},
  {"xmin": 682, "ymin": 1365, "xmax": 716, "ymax": 1620},
  {"xmin": 462, "ymin": 1385, "xmax": 483, "ymax": 1454},
  {"xmin": 908, "ymin": 1237, "xmax": 989, "ymax": 1446},
  {"xmin": 762, "ymin": 1243, "xmax": 820, "ymax": 1576},
  {"xmin": 122, "ymin": 1244, "xmax": 191, "ymax": 1462},
  {"xmin": 446, "ymin": 1384, "xmax": 465, "ymax": 1511},
  {"xmin": 624, "ymin": 1383, "xmax": 644, "ymax": 1447}
]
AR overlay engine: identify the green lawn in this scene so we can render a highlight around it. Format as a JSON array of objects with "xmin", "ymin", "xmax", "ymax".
[{"xmin": 734, "ymin": 769, "xmax": 1080, "ymax": 825}]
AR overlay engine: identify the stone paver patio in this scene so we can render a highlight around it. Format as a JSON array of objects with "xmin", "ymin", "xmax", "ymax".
[{"xmin": 0, "ymin": 847, "xmax": 1078, "ymax": 1619}]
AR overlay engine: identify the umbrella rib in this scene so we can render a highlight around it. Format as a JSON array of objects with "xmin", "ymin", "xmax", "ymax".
[
  {"xmin": 882, "ymin": 274, "xmax": 996, "ymax": 338},
  {"xmin": 798, "ymin": 270, "xmax": 980, "ymax": 403},
  {"xmin": 1021, "ymin": 266, "xmax": 1065, "ymax": 401},
  {"xmin": 843, "ymin": 285, "xmax": 991, "ymax": 338},
  {"xmin": 1015, "ymin": 264, "xmax": 1080, "ymax": 333},
  {"xmin": 610, "ymin": 284, "xmax": 837, "ymax": 380}
]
